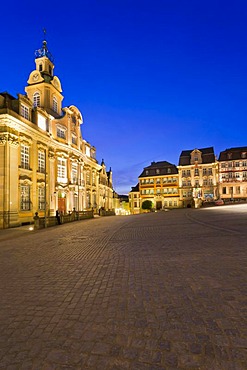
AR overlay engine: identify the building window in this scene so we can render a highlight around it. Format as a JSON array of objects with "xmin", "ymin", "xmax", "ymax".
[
  {"xmin": 167, "ymin": 168, "xmax": 171, "ymax": 174},
  {"xmin": 222, "ymin": 187, "xmax": 226, "ymax": 194},
  {"xmin": 187, "ymin": 180, "xmax": 191, "ymax": 186},
  {"xmin": 208, "ymin": 168, "xmax": 212, "ymax": 175},
  {"xmin": 187, "ymin": 170, "xmax": 191, "ymax": 176},
  {"xmin": 33, "ymin": 92, "xmax": 40, "ymax": 107},
  {"xmin": 21, "ymin": 144, "xmax": 29, "ymax": 169},
  {"xmin": 242, "ymin": 161, "xmax": 247, "ymax": 167},
  {"xmin": 241, "ymin": 152, "xmax": 246, "ymax": 159},
  {"xmin": 145, "ymin": 170, "xmax": 149, "ymax": 175},
  {"xmin": 221, "ymin": 163, "xmax": 226, "ymax": 168},
  {"xmin": 86, "ymin": 171, "xmax": 90, "ymax": 185},
  {"xmin": 57, "ymin": 158, "xmax": 66, "ymax": 179},
  {"xmin": 71, "ymin": 164, "xmax": 77, "ymax": 184},
  {"xmin": 235, "ymin": 172, "xmax": 240, "ymax": 178},
  {"xmin": 57, "ymin": 127, "xmax": 66, "ymax": 139},
  {"xmin": 194, "ymin": 168, "xmax": 199, "ymax": 176},
  {"xmin": 134, "ymin": 201, "xmax": 137, "ymax": 207},
  {"xmin": 243, "ymin": 171, "xmax": 247, "ymax": 178},
  {"xmin": 195, "ymin": 180, "xmax": 199, "ymax": 187},
  {"xmin": 203, "ymin": 179, "xmax": 208, "ymax": 185},
  {"xmin": 21, "ymin": 104, "xmax": 29, "ymax": 120},
  {"xmin": 156, "ymin": 169, "xmax": 160, "ymax": 174},
  {"xmin": 38, "ymin": 151, "xmax": 45, "ymax": 173},
  {"xmin": 169, "ymin": 201, "xmax": 172, "ymax": 207},
  {"xmin": 203, "ymin": 168, "xmax": 207, "ymax": 175},
  {"xmin": 20, "ymin": 185, "xmax": 31, "ymax": 210},
  {"xmin": 92, "ymin": 172, "xmax": 96, "ymax": 186},
  {"xmin": 235, "ymin": 162, "xmax": 239, "ymax": 168},
  {"xmin": 236, "ymin": 186, "xmax": 240, "ymax": 194},
  {"xmin": 38, "ymin": 187, "xmax": 45, "ymax": 210},
  {"xmin": 182, "ymin": 170, "xmax": 186, "ymax": 177},
  {"xmin": 72, "ymin": 135, "xmax": 77, "ymax": 145},
  {"xmin": 53, "ymin": 96, "xmax": 58, "ymax": 113},
  {"xmin": 39, "ymin": 64, "xmax": 42, "ymax": 71},
  {"xmin": 228, "ymin": 162, "xmax": 233, "ymax": 168},
  {"xmin": 209, "ymin": 178, "xmax": 213, "ymax": 185},
  {"xmin": 156, "ymin": 178, "xmax": 160, "ymax": 184}
]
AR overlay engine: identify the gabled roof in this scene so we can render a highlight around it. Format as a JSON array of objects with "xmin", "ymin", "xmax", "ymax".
[
  {"xmin": 130, "ymin": 183, "xmax": 139, "ymax": 192},
  {"xmin": 218, "ymin": 147, "xmax": 247, "ymax": 161},
  {"xmin": 139, "ymin": 161, "xmax": 178, "ymax": 178},
  {"xmin": 178, "ymin": 147, "xmax": 215, "ymax": 165}
]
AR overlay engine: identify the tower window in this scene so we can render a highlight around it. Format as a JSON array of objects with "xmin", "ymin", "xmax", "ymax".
[
  {"xmin": 33, "ymin": 92, "xmax": 40, "ymax": 107},
  {"xmin": 53, "ymin": 96, "xmax": 58, "ymax": 113},
  {"xmin": 39, "ymin": 64, "xmax": 42, "ymax": 71}
]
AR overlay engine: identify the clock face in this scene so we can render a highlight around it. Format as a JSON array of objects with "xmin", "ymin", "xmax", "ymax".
[{"xmin": 33, "ymin": 73, "xmax": 39, "ymax": 81}]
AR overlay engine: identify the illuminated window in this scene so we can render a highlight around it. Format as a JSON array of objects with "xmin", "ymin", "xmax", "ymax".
[
  {"xmin": 33, "ymin": 92, "xmax": 40, "ymax": 107},
  {"xmin": 38, "ymin": 151, "xmax": 45, "ymax": 173},
  {"xmin": 21, "ymin": 144, "xmax": 29, "ymax": 169},
  {"xmin": 57, "ymin": 127, "xmax": 66, "ymax": 139},
  {"xmin": 53, "ymin": 96, "xmax": 58, "ymax": 113},
  {"xmin": 20, "ymin": 185, "xmax": 31, "ymax": 210},
  {"xmin": 21, "ymin": 104, "xmax": 29, "ymax": 120},
  {"xmin": 38, "ymin": 187, "xmax": 45, "ymax": 210},
  {"xmin": 71, "ymin": 163, "xmax": 77, "ymax": 184},
  {"xmin": 57, "ymin": 158, "xmax": 66, "ymax": 178}
]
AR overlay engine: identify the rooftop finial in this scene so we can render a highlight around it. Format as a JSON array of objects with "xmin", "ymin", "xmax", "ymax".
[{"xmin": 34, "ymin": 29, "xmax": 54, "ymax": 62}]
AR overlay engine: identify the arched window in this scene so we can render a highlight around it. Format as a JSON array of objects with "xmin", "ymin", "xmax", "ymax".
[
  {"xmin": 33, "ymin": 92, "xmax": 40, "ymax": 107},
  {"xmin": 53, "ymin": 96, "xmax": 58, "ymax": 113}
]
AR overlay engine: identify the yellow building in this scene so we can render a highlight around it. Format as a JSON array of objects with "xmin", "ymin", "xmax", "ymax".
[
  {"xmin": 0, "ymin": 38, "xmax": 113, "ymax": 228},
  {"xmin": 129, "ymin": 184, "xmax": 140, "ymax": 214},
  {"xmin": 138, "ymin": 161, "xmax": 182, "ymax": 211},
  {"xmin": 177, "ymin": 147, "xmax": 218, "ymax": 208}
]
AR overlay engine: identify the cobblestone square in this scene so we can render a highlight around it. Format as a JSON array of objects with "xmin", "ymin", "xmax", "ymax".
[{"xmin": 0, "ymin": 205, "xmax": 246, "ymax": 369}]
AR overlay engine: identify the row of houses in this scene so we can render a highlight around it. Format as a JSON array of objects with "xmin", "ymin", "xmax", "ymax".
[
  {"xmin": 0, "ymin": 39, "xmax": 115, "ymax": 229},
  {"xmin": 129, "ymin": 146, "xmax": 247, "ymax": 213}
]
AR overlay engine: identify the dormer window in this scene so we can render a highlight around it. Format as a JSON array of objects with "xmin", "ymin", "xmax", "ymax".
[
  {"xmin": 53, "ymin": 96, "xmax": 58, "ymax": 113},
  {"xmin": 227, "ymin": 153, "xmax": 232, "ymax": 159},
  {"xmin": 20, "ymin": 104, "xmax": 29, "ymax": 120},
  {"xmin": 241, "ymin": 152, "xmax": 246, "ymax": 159},
  {"xmin": 57, "ymin": 127, "xmax": 66, "ymax": 139},
  {"xmin": 145, "ymin": 170, "xmax": 149, "ymax": 175},
  {"xmin": 156, "ymin": 169, "xmax": 160, "ymax": 174},
  {"xmin": 33, "ymin": 92, "xmax": 40, "ymax": 107}
]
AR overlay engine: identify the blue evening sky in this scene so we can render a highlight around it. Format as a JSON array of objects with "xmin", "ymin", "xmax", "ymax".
[{"xmin": 1, "ymin": 1, "xmax": 247, "ymax": 194}]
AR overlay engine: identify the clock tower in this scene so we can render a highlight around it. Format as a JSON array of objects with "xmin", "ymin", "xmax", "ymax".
[{"xmin": 25, "ymin": 37, "xmax": 64, "ymax": 117}]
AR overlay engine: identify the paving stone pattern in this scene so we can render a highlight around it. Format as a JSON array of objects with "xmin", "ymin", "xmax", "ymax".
[{"xmin": 0, "ymin": 205, "xmax": 246, "ymax": 369}]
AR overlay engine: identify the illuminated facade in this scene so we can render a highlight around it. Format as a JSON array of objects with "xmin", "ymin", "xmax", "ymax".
[
  {"xmin": 138, "ymin": 161, "xmax": 181, "ymax": 211},
  {"xmin": 129, "ymin": 184, "xmax": 140, "ymax": 214},
  {"xmin": 0, "ymin": 39, "xmax": 113, "ymax": 228},
  {"xmin": 177, "ymin": 147, "xmax": 218, "ymax": 207},
  {"xmin": 218, "ymin": 147, "xmax": 247, "ymax": 201}
]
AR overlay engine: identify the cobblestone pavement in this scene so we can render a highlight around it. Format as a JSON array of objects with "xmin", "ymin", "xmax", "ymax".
[{"xmin": 0, "ymin": 204, "xmax": 246, "ymax": 370}]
